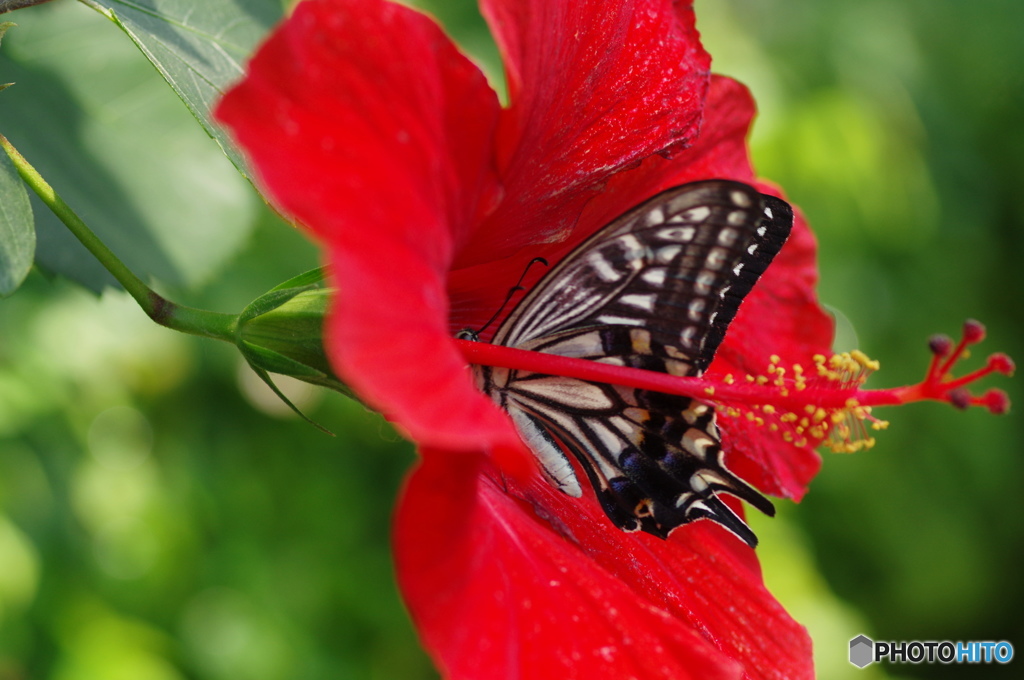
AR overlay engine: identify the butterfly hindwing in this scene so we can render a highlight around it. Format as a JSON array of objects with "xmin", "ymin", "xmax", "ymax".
[
  {"xmin": 504, "ymin": 372, "xmax": 773, "ymax": 545},
  {"xmin": 477, "ymin": 180, "xmax": 792, "ymax": 546}
]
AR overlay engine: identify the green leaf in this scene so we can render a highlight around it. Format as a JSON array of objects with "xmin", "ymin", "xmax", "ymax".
[
  {"xmin": 78, "ymin": 0, "xmax": 284, "ymax": 177},
  {"xmin": 0, "ymin": 2, "xmax": 54, "ymax": 16},
  {"xmin": 0, "ymin": 3, "xmax": 261, "ymax": 291},
  {"xmin": 0, "ymin": 20, "xmax": 34, "ymax": 295},
  {"xmin": 0, "ymin": 20, "xmax": 13, "ymax": 90},
  {"xmin": 0, "ymin": 135, "xmax": 34, "ymax": 296}
]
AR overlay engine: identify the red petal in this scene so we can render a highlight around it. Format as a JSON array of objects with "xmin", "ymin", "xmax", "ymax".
[
  {"xmin": 575, "ymin": 76, "xmax": 763, "ymax": 235},
  {"xmin": 719, "ymin": 418, "xmax": 823, "ymax": 503},
  {"xmin": 396, "ymin": 450, "xmax": 813, "ymax": 680},
  {"xmin": 455, "ymin": 0, "xmax": 711, "ymax": 265},
  {"xmin": 449, "ymin": 76, "xmax": 747, "ymax": 335},
  {"xmin": 216, "ymin": 0, "xmax": 519, "ymax": 451}
]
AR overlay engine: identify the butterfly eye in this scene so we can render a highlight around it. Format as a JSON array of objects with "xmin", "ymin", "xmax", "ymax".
[{"xmin": 455, "ymin": 329, "xmax": 479, "ymax": 341}]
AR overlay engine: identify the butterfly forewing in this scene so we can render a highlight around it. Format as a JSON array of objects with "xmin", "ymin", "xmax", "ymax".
[
  {"xmin": 477, "ymin": 180, "xmax": 792, "ymax": 547},
  {"xmin": 698, "ymin": 194, "xmax": 793, "ymax": 371}
]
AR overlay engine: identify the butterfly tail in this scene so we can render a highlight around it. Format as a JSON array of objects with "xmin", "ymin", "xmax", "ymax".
[
  {"xmin": 694, "ymin": 465, "xmax": 777, "ymax": 519},
  {"xmin": 683, "ymin": 492, "xmax": 762, "ymax": 548}
]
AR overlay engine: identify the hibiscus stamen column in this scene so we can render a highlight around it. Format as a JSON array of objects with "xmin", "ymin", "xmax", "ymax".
[{"xmin": 456, "ymin": 318, "xmax": 1013, "ymax": 452}]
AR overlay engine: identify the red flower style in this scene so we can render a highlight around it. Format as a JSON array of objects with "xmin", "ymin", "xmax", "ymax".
[{"xmin": 216, "ymin": 0, "xmax": 1011, "ymax": 677}]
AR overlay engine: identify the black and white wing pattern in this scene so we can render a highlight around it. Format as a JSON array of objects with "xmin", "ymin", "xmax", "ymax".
[{"xmin": 472, "ymin": 180, "xmax": 793, "ymax": 547}]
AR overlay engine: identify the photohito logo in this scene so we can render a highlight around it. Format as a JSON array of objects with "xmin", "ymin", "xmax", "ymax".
[{"xmin": 849, "ymin": 635, "xmax": 1014, "ymax": 668}]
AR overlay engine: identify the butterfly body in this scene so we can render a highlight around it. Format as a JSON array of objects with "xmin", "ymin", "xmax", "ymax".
[{"xmin": 468, "ymin": 180, "xmax": 792, "ymax": 547}]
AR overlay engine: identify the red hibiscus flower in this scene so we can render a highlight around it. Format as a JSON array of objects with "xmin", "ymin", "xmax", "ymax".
[{"xmin": 214, "ymin": 0, "xmax": 880, "ymax": 678}]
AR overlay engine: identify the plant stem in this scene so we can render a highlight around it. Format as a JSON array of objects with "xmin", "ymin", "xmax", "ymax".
[{"xmin": 0, "ymin": 133, "xmax": 237, "ymax": 342}]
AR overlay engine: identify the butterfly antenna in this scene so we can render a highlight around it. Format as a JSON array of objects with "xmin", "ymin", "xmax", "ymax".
[{"xmin": 475, "ymin": 257, "xmax": 549, "ymax": 336}]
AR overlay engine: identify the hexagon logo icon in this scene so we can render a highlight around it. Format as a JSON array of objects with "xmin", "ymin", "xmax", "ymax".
[{"xmin": 849, "ymin": 635, "xmax": 874, "ymax": 668}]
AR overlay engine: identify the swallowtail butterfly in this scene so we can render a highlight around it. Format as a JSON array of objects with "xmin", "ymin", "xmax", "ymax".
[{"xmin": 461, "ymin": 180, "xmax": 792, "ymax": 547}]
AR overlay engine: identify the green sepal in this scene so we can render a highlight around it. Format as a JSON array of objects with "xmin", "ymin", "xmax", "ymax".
[
  {"xmin": 233, "ymin": 271, "xmax": 352, "ymax": 430},
  {"xmin": 243, "ymin": 361, "xmax": 335, "ymax": 436},
  {"xmin": 237, "ymin": 268, "xmax": 328, "ymax": 323},
  {"xmin": 239, "ymin": 284, "xmax": 316, "ymax": 325},
  {"xmin": 269, "ymin": 265, "xmax": 328, "ymax": 292},
  {"xmin": 237, "ymin": 340, "xmax": 351, "ymax": 397}
]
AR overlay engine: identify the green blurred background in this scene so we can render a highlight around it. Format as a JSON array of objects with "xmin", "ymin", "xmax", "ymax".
[{"xmin": 0, "ymin": 0, "xmax": 1020, "ymax": 678}]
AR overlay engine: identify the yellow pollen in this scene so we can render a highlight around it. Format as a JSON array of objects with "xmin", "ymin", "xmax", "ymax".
[
  {"xmin": 851, "ymin": 349, "xmax": 881, "ymax": 371},
  {"xmin": 722, "ymin": 349, "xmax": 884, "ymax": 457}
]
